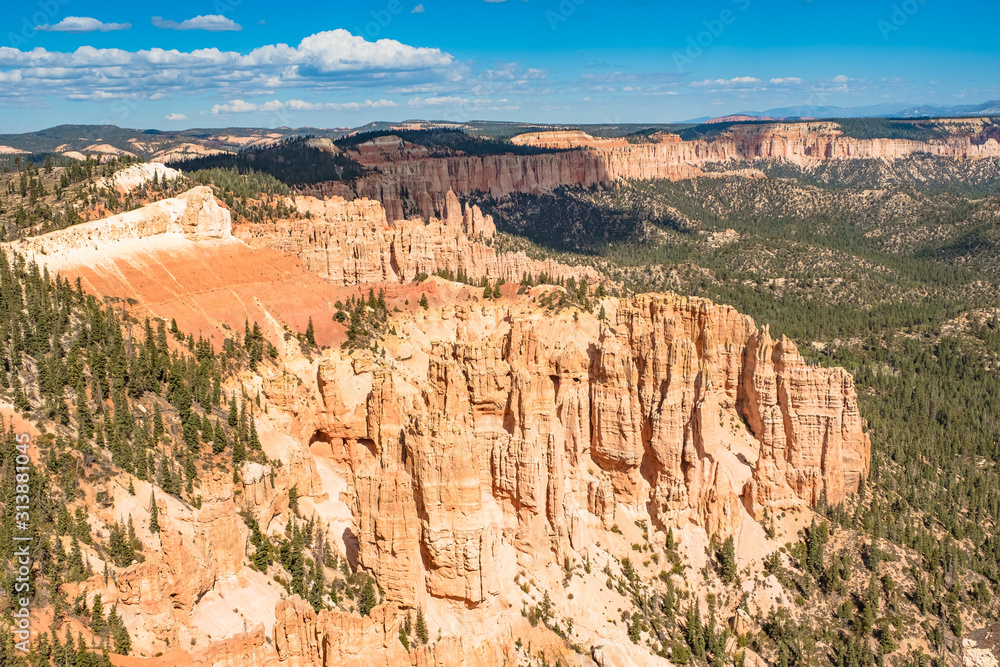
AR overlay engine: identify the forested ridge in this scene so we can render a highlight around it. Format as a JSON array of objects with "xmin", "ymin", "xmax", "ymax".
[
  {"xmin": 169, "ymin": 137, "xmax": 368, "ymax": 185},
  {"xmin": 478, "ymin": 159, "xmax": 1000, "ymax": 666},
  {"xmin": 2, "ymin": 133, "xmax": 1000, "ymax": 664},
  {"xmin": 0, "ymin": 251, "xmax": 390, "ymax": 664}
]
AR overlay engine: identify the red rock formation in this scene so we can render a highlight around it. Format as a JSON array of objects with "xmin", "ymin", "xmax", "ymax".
[
  {"xmin": 234, "ymin": 191, "xmax": 599, "ymax": 287},
  {"xmin": 510, "ymin": 130, "xmax": 629, "ymax": 150},
  {"xmin": 267, "ymin": 597, "xmax": 514, "ymax": 666},
  {"xmin": 304, "ymin": 294, "xmax": 870, "ymax": 610},
  {"xmin": 740, "ymin": 329, "xmax": 870, "ymax": 516},
  {"xmin": 302, "ymin": 150, "xmax": 609, "ymax": 221},
  {"xmin": 13, "ymin": 185, "xmax": 870, "ymax": 664},
  {"xmin": 306, "ymin": 123, "xmax": 1000, "ymax": 221}
]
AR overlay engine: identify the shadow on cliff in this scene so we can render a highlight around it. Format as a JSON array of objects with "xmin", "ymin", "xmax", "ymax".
[{"xmin": 342, "ymin": 527, "xmax": 360, "ymax": 572}]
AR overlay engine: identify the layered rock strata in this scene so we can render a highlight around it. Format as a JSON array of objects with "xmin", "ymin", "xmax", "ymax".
[
  {"xmin": 309, "ymin": 122, "xmax": 1000, "ymax": 221},
  {"xmin": 285, "ymin": 294, "xmax": 870, "ymax": 610},
  {"xmin": 7, "ymin": 184, "xmax": 871, "ymax": 664},
  {"xmin": 235, "ymin": 190, "xmax": 602, "ymax": 286}
]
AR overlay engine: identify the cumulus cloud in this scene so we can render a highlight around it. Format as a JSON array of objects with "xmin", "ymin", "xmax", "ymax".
[
  {"xmin": 165, "ymin": 112, "xmax": 188, "ymax": 121},
  {"xmin": 407, "ymin": 96, "xmax": 517, "ymax": 112},
  {"xmin": 37, "ymin": 17, "xmax": 131, "ymax": 32},
  {"xmin": 832, "ymin": 74, "xmax": 849, "ymax": 83},
  {"xmin": 411, "ymin": 4, "xmax": 425, "ymax": 13},
  {"xmin": 408, "ymin": 95, "xmax": 472, "ymax": 107},
  {"xmin": 0, "ymin": 30, "xmax": 461, "ymax": 104},
  {"xmin": 691, "ymin": 76, "xmax": 761, "ymax": 87},
  {"xmin": 211, "ymin": 99, "xmax": 258, "ymax": 114},
  {"xmin": 151, "ymin": 15, "xmax": 243, "ymax": 31},
  {"xmin": 770, "ymin": 77, "xmax": 802, "ymax": 85},
  {"xmin": 212, "ymin": 98, "xmax": 398, "ymax": 114}
]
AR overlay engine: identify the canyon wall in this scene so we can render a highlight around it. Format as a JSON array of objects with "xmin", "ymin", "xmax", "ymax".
[
  {"xmin": 301, "ymin": 149, "xmax": 609, "ymax": 222},
  {"xmin": 593, "ymin": 122, "xmax": 1000, "ymax": 182},
  {"xmin": 307, "ymin": 122, "xmax": 1000, "ymax": 221},
  {"xmin": 235, "ymin": 189, "xmax": 603, "ymax": 286},
  {"xmin": 276, "ymin": 293, "xmax": 870, "ymax": 612},
  {"xmin": 7, "ymin": 185, "xmax": 870, "ymax": 664}
]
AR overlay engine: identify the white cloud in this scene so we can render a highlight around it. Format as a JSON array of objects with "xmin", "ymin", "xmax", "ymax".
[
  {"xmin": 691, "ymin": 76, "xmax": 761, "ymax": 87},
  {"xmin": 411, "ymin": 4, "xmax": 425, "ymax": 13},
  {"xmin": 212, "ymin": 99, "xmax": 259, "ymax": 114},
  {"xmin": 165, "ymin": 112, "xmax": 188, "ymax": 121},
  {"xmin": 295, "ymin": 30, "xmax": 454, "ymax": 74},
  {"xmin": 151, "ymin": 15, "xmax": 243, "ymax": 32},
  {"xmin": 0, "ymin": 30, "xmax": 461, "ymax": 104},
  {"xmin": 407, "ymin": 95, "xmax": 516, "ymax": 112},
  {"xmin": 37, "ymin": 17, "xmax": 131, "ymax": 33},
  {"xmin": 770, "ymin": 77, "xmax": 802, "ymax": 85},
  {"xmin": 212, "ymin": 98, "xmax": 399, "ymax": 114},
  {"xmin": 65, "ymin": 90, "xmax": 130, "ymax": 100},
  {"xmin": 832, "ymin": 74, "xmax": 849, "ymax": 83},
  {"xmin": 408, "ymin": 96, "xmax": 470, "ymax": 107}
]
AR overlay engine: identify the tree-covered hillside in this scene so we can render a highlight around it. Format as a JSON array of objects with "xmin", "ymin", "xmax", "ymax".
[{"xmin": 475, "ymin": 161, "xmax": 1000, "ymax": 665}]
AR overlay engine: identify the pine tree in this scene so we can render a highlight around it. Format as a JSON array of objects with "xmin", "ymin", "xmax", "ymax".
[
  {"xmin": 184, "ymin": 451, "xmax": 196, "ymax": 494},
  {"xmin": 419, "ymin": 293, "xmax": 429, "ymax": 310},
  {"xmin": 76, "ymin": 382, "xmax": 93, "ymax": 443},
  {"xmin": 91, "ymin": 593, "xmax": 106, "ymax": 637},
  {"xmin": 159, "ymin": 457, "xmax": 173, "ymax": 493},
  {"xmin": 213, "ymin": 420, "xmax": 227, "ymax": 455},
  {"xmin": 12, "ymin": 371, "xmax": 29, "ymax": 412},
  {"xmin": 248, "ymin": 412, "xmax": 261, "ymax": 451},
  {"xmin": 110, "ymin": 606, "xmax": 131, "ymax": 655},
  {"xmin": 720, "ymin": 536, "xmax": 737, "ymax": 583},
  {"xmin": 76, "ymin": 632, "xmax": 90, "ymax": 667},
  {"xmin": 305, "ymin": 317, "xmax": 316, "ymax": 346},
  {"xmin": 149, "ymin": 492, "xmax": 160, "ymax": 534},
  {"xmin": 415, "ymin": 607, "xmax": 429, "ymax": 644},
  {"xmin": 233, "ymin": 428, "xmax": 246, "ymax": 465},
  {"xmin": 358, "ymin": 577, "xmax": 377, "ymax": 617}
]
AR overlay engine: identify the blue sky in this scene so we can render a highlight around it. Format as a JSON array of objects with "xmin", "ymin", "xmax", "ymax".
[{"xmin": 0, "ymin": 0, "xmax": 997, "ymax": 132}]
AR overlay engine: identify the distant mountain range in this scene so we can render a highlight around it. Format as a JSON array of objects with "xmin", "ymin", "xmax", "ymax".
[
  {"xmin": 684, "ymin": 99, "xmax": 1000, "ymax": 124},
  {"xmin": 2, "ymin": 104, "xmax": 999, "ymax": 163}
]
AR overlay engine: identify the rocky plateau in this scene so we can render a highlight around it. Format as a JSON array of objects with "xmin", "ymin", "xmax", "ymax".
[{"xmin": 4, "ymin": 178, "xmax": 872, "ymax": 665}]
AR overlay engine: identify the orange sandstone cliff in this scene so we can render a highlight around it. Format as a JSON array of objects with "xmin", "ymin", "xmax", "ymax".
[
  {"xmin": 6, "ymin": 187, "xmax": 869, "ymax": 665},
  {"xmin": 310, "ymin": 121, "xmax": 1000, "ymax": 221}
]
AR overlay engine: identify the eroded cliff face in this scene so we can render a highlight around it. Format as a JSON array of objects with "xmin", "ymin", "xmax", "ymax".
[
  {"xmin": 271, "ymin": 293, "xmax": 869, "ymax": 613},
  {"xmin": 9, "ymin": 186, "xmax": 869, "ymax": 665},
  {"xmin": 234, "ymin": 189, "xmax": 602, "ymax": 286},
  {"xmin": 592, "ymin": 122, "xmax": 1000, "ymax": 182},
  {"xmin": 301, "ymin": 141, "xmax": 610, "ymax": 221},
  {"xmin": 310, "ymin": 123, "xmax": 1000, "ymax": 221}
]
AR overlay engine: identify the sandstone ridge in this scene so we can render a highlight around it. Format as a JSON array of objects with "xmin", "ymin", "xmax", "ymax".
[
  {"xmin": 6, "ymin": 184, "xmax": 870, "ymax": 666},
  {"xmin": 12, "ymin": 185, "xmax": 231, "ymax": 263},
  {"xmin": 310, "ymin": 123, "xmax": 1000, "ymax": 221},
  {"xmin": 290, "ymin": 292, "xmax": 870, "ymax": 613},
  {"xmin": 235, "ymin": 189, "xmax": 601, "ymax": 286}
]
